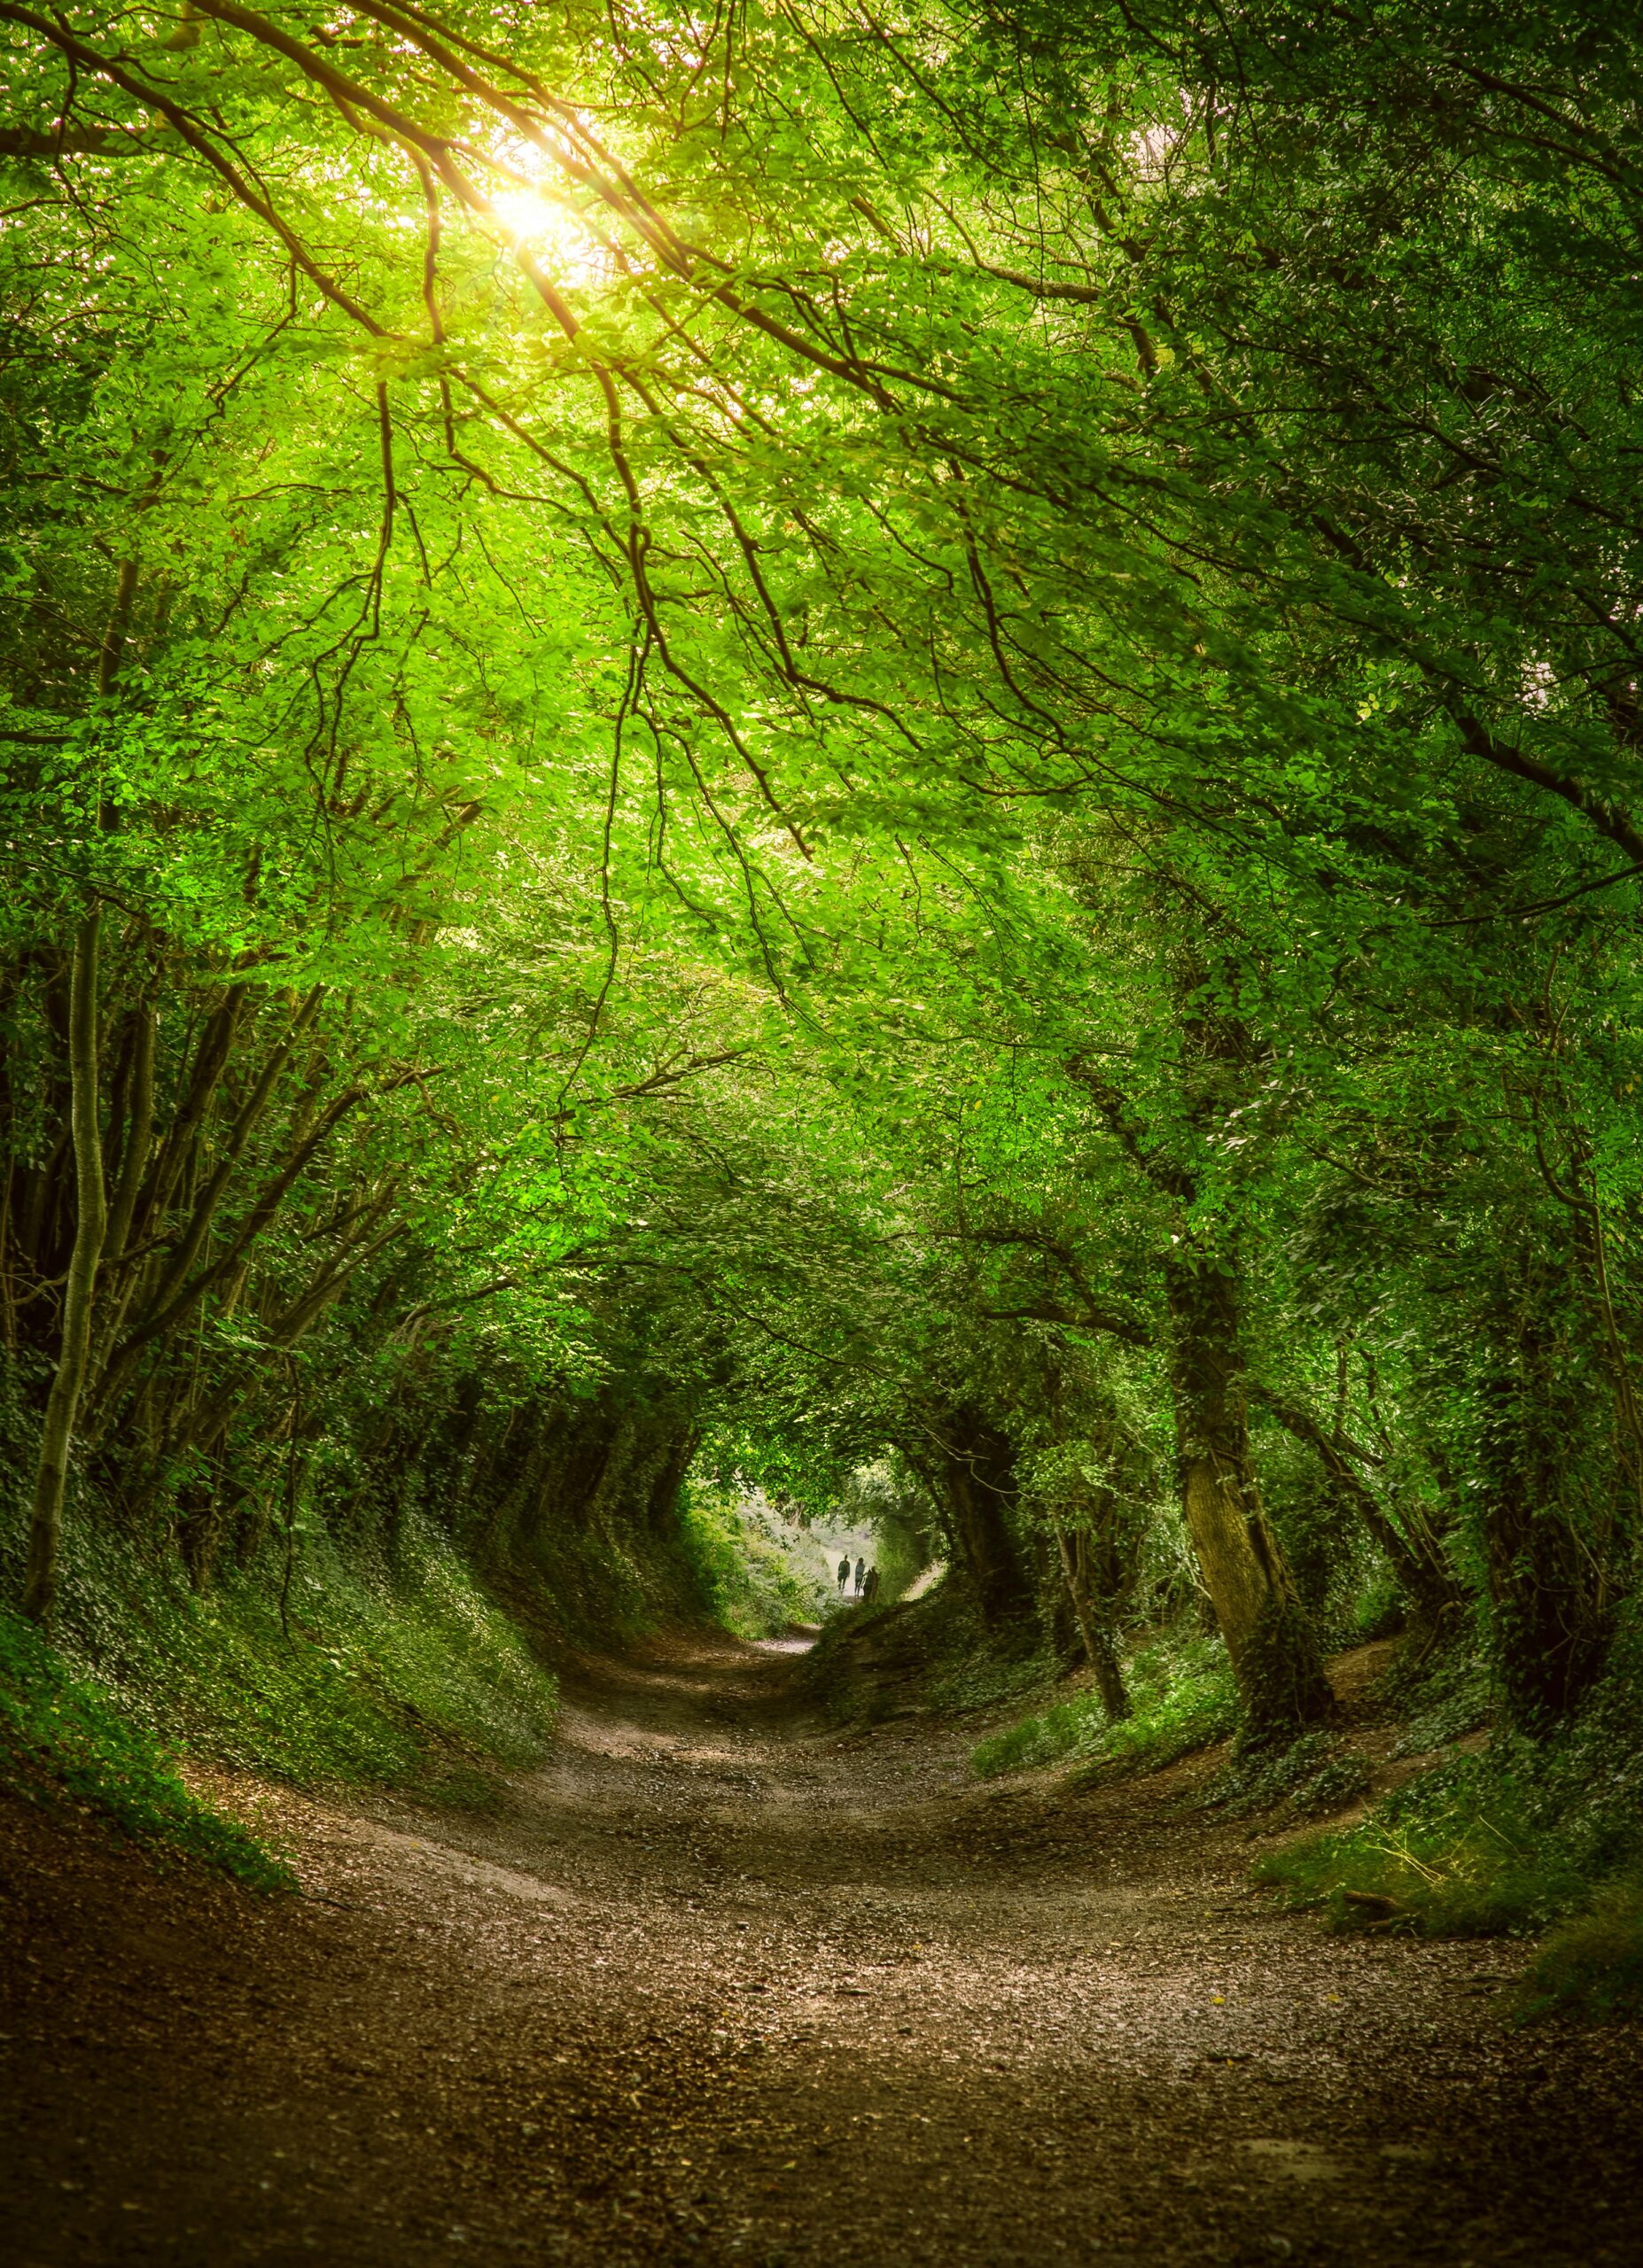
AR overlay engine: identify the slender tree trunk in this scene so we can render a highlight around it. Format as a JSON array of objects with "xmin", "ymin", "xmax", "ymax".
[
  {"xmin": 91, "ymin": 1081, "xmax": 365, "ymax": 1419},
  {"xmin": 136, "ymin": 984, "xmax": 324, "ymax": 1324},
  {"xmin": 1167, "ymin": 1256, "xmax": 1333, "ymax": 1744},
  {"xmin": 1051, "ymin": 1513, "xmax": 1130, "ymax": 1720},
  {"xmin": 648, "ymin": 1425, "xmax": 697, "ymax": 1534},
  {"xmin": 103, "ymin": 996, "xmax": 156, "ymax": 1270},
  {"xmin": 19, "ymin": 555, "xmax": 139, "ymax": 1619},
  {"xmin": 103, "ymin": 983, "xmax": 247, "ymax": 1336},
  {"xmin": 21, "ymin": 910, "xmax": 109, "ymax": 1621}
]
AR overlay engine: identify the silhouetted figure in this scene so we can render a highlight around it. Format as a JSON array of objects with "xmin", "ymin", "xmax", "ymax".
[
  {"xmin": 837, "ymin": 1556, "xmax": 850, "ymax": 1593},
  {"xmin": 863, "ymin": 1566, "xmax": 880, "ymax": 1606},
  {"xmin": 854, "ymin": 1556, "xmax": 866, "ymax": 1597}
]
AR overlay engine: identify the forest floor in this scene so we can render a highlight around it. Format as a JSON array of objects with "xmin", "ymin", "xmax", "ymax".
[{"xmin": 4, "ymin": 1626, "xmax": 1643, "ymax": 2267}]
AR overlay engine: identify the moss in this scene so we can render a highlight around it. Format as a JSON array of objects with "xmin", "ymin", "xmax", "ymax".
[{"xmin": 0, "ymin": 1608, "xmax": 293, "ymax": 1891}]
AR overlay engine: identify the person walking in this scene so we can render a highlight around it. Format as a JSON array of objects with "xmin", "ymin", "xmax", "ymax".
[
  {"xmin": 837, "ymin": 1556, "xmax": 850, "ymax": 1594},
  {"xmin": 862, "ymin": 1566, "xmax": 880, "ymax": 1607},
  {"xmin": 854, "ymin": 1556, "xmax": 866, "ymax": 1597}
]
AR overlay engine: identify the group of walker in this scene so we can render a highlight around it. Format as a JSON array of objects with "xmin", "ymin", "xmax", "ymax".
[{"xmin": 837, "ymin": 1553, "xmax": 880, "ymax": 1606}]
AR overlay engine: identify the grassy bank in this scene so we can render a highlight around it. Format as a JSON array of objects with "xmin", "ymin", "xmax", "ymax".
[
  {"xmin": 0, "ymin": 1607, "xmax": 294, "ymax": 1891},
  {"xmin": 27, "ymin": 1511, "xmax": 559, "ymax": 1798},
  {"xmin": 970, "ymin": 1630, "xmax": 1238, "ymax": 1783},
  {"xmin": 1254, "ymin": 1616, "xmax": 1643, "ymax": 2023},
  {"xmin": 0, "ymin": 1451, "xmax": 828, "ymax": 1885},
  {"xmin": 676, "ymin": 1486, "xmax": 820, "ymax": 1639},
  {"xmin": 0, "ymin": 1481, "xmax": 567, "ymax": 1891},
  {"xmin": 799, "ymin": 1577, "xmax": 1050, "ymax": 1728}
]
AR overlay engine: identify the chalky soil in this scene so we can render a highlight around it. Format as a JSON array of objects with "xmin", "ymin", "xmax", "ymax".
[{"xmin": 4, "ymin": 1632, "xmax": 1641, "ymax": 2265}]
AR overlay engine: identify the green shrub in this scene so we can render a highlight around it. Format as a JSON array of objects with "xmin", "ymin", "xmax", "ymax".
[
  {"xmin": 869, "ymin": 1514, "xmax": 932, "ymax": 1608},
  {"xmin": 972, "ymin": 1632, "xmax": 1237, "ymax": 1781},
  {"xmin": 1388, "ymin": 1641, "xmax": 1492, "ymax": 1757},
  {"xmin": 0, "ymin": 1608, "xmax": 293, "ymax": 1891},
  {"xmin": 1516, "ymin": 1874, "xmax": 1643, "ymax": 2023},
  {"xmin": 1255, "ymin": 1757, "xmax": 1593, "ymax": 1938}
]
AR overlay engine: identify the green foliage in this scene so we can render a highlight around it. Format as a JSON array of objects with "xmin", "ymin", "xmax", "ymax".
[
  {"xmin": 1261, "ymin": 1612, "xmax": 1643, "ymax": 2002},
  {"xmin": 676, "ymin": 1487, "xmax": 816, "ymax": 1640},
  {"xmin": 5, "ymin": 1498, "xmax": 558, "ymax": 1800},
  {"xmin": 1203, "ymin": 1730, "xmax": 1374, "ymax": 1821},
  {"xmin": 1518, "ymin": 1875, "xmax": 1643, "ymax": 2024},
  {"xmin": 0, "ymin": 1608, "xmax": 292, "ymax": 1891},
  {"xmin": 2, "ymin": 0, "xmax": 1642, "ymax": 1825},
  {"xmin": 1389, "ymin": 1645, "xmax": 1495, "ymax": 1758},
  {"xmin": 868, "ymin": 1515, "xmax": 931, "ymax": 1610},
  {"xmin": 1349, "ymin": 1576, "xmax": 1409, "ymax": 1647},
  {"xmin": 972, "ymin": 1632, "xmax": 1237, "ymax": 1781},
  {"xmin": 1255, "ymin": 1761, "xmax": 1593, "ymax": 1940},
  {"xmin": 800, "ymin": 1576, "xmax": 1046, "ymax": 1728},
  {"xmin": 921, "ymin": 1622, "xmax": 1049, "ymax": 1720}
]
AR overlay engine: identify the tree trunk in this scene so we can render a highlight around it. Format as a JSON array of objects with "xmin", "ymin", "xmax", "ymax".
[
  {"xmin": 647, "ymin": 1425, "xmax": 697, "ymax": 1534},
  {"xmin": 1476, "ymin": 1295, "xmax": 1609, "ymax": 1726},
  {"xmin": 1167, "ymin": 1257, "xmax": 1333, "ymax": 1745},
  {"xmin": 938, "ymin": 1408, "xmax": 1033, "ymax": 1627},
  {"xmin": 1255, "ymin": 1384, "xmax": 1461, "ymax": 1622},
  {"xmin": 21, "ymin": 910, "xmax": 109, "ymax": 1621},
  {"xmin": 91, "ymin": 1080, "xmax": 365, "ymax": 1419},
  {"xmin": 136, "ymin": 984, "xmax": 323, "ymax": 1326},
  {"xmin": 103, "ymin": 997, "xmax": 157, "ymax": 1269},
  {"xmin": 1052, "ymin": 1514, "xmax": 1131, "ymax": 1720}
]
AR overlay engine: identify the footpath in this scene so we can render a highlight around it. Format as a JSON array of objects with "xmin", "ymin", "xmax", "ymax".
[{"xmin": 4, "ymin": 1629, "xmax": 1641, "ymax": 2264}]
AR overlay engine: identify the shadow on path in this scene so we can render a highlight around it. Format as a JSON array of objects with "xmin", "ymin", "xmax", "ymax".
[{"xmin": 4, "ymin": 1626, "xmax": 1642, "ymax": 2265}]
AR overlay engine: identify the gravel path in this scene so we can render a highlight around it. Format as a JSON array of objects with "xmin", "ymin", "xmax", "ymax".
[{"xmin": 5, "ymin": 1627, "xmax": 1642, "ymax": 2265}]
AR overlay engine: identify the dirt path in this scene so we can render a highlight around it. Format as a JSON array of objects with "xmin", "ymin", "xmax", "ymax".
[{"xmin": 5, "ymin": 1628, "xmax": 1643, "ymax": 2266}]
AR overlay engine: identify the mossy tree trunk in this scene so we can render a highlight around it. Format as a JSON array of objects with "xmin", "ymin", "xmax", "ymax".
[
  {"xmin": 1167, "ymin": 1255, "xmax": 1334, "ymax": 1745},
  {"xmin": 21, "ymin": 908, "xmax": 109, "ymax": 1622},
  {"xmin": 1476, "ymin": 1281, "xmax": 1611, "ymax": 1727}
]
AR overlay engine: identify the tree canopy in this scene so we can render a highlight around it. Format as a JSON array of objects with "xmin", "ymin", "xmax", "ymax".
[{"xmin": 4, "ymin": 0, "xmax": 1642, "ymax": 1744}]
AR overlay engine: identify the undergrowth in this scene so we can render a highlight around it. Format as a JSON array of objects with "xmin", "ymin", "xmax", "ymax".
[
  {"xmin": 2, "ymin": 1502, "xmax": 560, "ymax": 1804},
  {"xmin": 971, "ymin": 1631, "xmax": 1237, "ymax": 1781},
  {"xmin": 0, "ymin": 1608, "xmax": 293, "ymax": 1891},
  {"xmin": 1386, "ymin": 1639, "xmax": 1492, "ymax": 1757},
  {"xmin": 1258, "ymin": 1608, "xmax": 1643, "ymax": 2023},
  {"xmin": 1519, "ymin": 1876, "xmax": 1643, "ymax": 2023},
  {"xmin": 802, "ymin": 1576, "xmax": 1047, "ymax": 1727},
  {"xmin": 677, "ymin": 1486, "xmax": 817, "ymax": 1638},
  {"xmin": 1202, "ymin": 1728, "xmax": 1373, "ymax": 1820},
  {"xmin": 1255, "ymin": 1757, "xmax": 1592, "ymax": 1938}
]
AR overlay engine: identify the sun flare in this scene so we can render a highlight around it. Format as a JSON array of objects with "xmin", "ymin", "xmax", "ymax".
[{"xmin": 487, "ymin": 181, "xmax": 610, "ymax": 288}]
